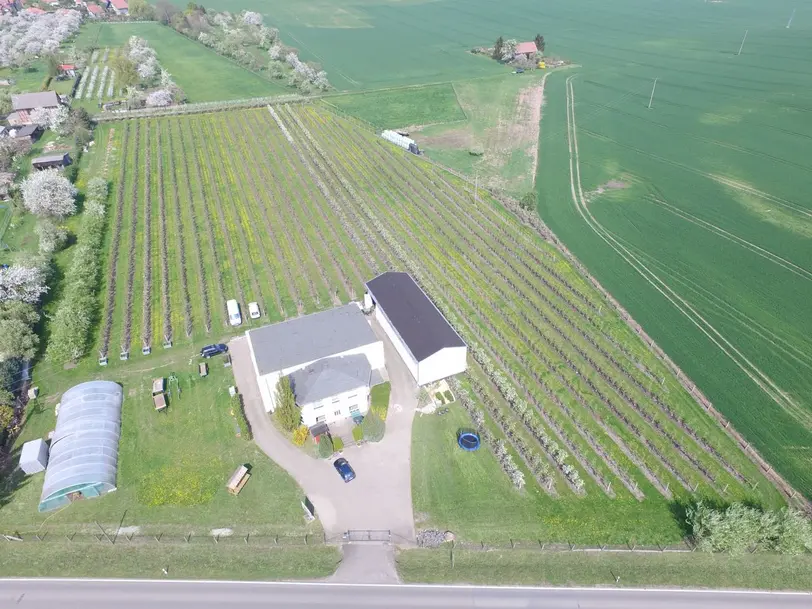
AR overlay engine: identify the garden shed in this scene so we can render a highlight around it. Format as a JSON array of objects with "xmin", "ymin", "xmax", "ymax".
[
  {"xmin": 32, "ymin": 153, "xmax": 71, "ymax": 171},
  {"xmin": 38, "ymin": 380, "xmax": 123, "ymax": 512},
  {"xmin": 19, "ymin": 438, "xmax": 49, "ymax": 475}
]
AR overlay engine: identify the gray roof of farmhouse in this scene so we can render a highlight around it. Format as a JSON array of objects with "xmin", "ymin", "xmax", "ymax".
[
  {"xmin": 366, "ymin": 272, "xmax": 465, "ymax": 361},
  {"xmin": 11, "ymin": 91, "xmax": 60, "ymax": 111},
  {"xmin": 247, "ymin": 303, "xmax": 379, "ymax": 376},
  {"xmin": 289, "ymin": 354, "xmax": 371, "ymax": 406},
  {"xmin": 40, "ymin": 381, "xmax": 123, "ymax": 507}
]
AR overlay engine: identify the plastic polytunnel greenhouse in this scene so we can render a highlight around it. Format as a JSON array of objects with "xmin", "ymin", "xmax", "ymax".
[{"xmin": 38, "ymin": 380, "xmax": 124, "ymax": 513}]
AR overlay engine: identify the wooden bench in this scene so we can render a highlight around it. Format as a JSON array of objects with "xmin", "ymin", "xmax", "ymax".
[
  {"xmin": 199, "ymin": 363, "xmax": 208, "ymax": 377},
  {"xmin": 152, "ymin": 392, "xmax": 167, "ymax": 412},
  {"xmin": 152, "ymin": 378, "xmax": 167, "ymax": 412},
  {"xmin": 227, "ymin": 465, "xmax": 250, "ymax": 495}
]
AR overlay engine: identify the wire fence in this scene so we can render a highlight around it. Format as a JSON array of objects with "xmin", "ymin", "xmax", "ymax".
[
  {"xmin": 441, "ymin": 539, "xmax": 695, "ymax": 554},
  {"xmin": 2, "ymin": 529, "xmax": 327, "ymax": 548},
  {"xmin": 94, "ymin": 94, "xmax": 308, "ymax": 121}
]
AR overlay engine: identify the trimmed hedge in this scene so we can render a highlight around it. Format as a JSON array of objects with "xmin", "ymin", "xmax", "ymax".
[
  {"xmin": 362, "ymin": 412, "xmax": 385, "ymax": 443},
  {"xmin": 317, "ymin": 435, "xmax": 334, "ymax": 459}
]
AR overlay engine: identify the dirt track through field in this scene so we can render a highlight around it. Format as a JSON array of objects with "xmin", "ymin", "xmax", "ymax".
[{"xmin": 563, "ymin": 76, "xmax": 811, "ymax": 509}]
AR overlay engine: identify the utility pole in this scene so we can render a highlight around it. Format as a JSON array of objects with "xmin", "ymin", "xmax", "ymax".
[
  {"xmin": 786, "ymin": 9, "xmax": 795, "ymax": 29},
  {"xmin": 647, "ymin": 78, "xmax": 658, "ymax": 109},
  {"xmin": 736, "ymin": 29, "xmax": 749, "ymax": 56}
]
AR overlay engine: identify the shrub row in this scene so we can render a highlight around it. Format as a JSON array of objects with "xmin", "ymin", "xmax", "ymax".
[{"xmin": 46, "ymin": 177, "xmax": 110, "ymax": 363}]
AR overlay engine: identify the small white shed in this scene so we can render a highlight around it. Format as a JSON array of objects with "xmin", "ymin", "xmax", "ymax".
[{"xmin": 19, "ymin": 438, "xmax": 49, "ymax": 475}]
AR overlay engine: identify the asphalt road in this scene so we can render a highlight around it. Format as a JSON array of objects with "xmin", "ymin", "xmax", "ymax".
[{"xmin": 0, "ymin": 580, "xmax": 809, "ymax": 609}]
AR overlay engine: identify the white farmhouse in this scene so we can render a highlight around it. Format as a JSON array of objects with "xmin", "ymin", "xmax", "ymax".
[
  {"xmin": 365, "ymin": 272, "xmax": 467, "ymax": 385},
  {"xmin": 246, "ymin": 303, "xmax": 384, "ymax": 425},
  {"xmin": 289, "ymin": 354, "xmax": 371, "ymax": 427}
]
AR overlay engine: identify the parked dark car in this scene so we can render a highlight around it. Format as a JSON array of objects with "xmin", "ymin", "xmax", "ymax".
[
  {"xmin": 200, "ymin": 343, "xmax": 228, "ymax": 358},
  {"xmin": 333, "ymin": 458, "xmax": 356, "ymax": 483}
]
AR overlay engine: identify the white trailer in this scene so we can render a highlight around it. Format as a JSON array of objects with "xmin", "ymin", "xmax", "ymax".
[{"xmin": 381, "ymin": 130, "xmax": 420, "ymax": 154}]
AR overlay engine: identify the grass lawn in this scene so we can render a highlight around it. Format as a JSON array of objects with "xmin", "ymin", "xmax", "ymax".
[
  {"xmin": 75, "ymin": 23, "xmax": 286, "ymax": 103},
  {"xmin": 1, "ymin": 347, "xmax": 318, "ymax": 536},
  {"xmin": 397, "ymin": 548, "xmax": 812, "ymax": 590},
  {"xmin": 324, "ymin": 83, "xmax": 466, "ymax": 130},
  {"xmin": 370, "ymin": 381, "xmax": 390, "ymax": 418},
  {"xmin": 417, "ymin": 71, "xmax": 552, "ymax": 196},
  {"xmin": 3, "ymin": 543, "xmax": 340, "ymax": 580},
  {"xmin": 411, "ymin": 405, "xmax": 685, "ymax": 545}
]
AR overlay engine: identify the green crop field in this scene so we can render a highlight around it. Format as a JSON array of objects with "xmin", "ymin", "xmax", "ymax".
[
  {"xmin": 75, "ymin": 23, "xmax": 286, "ymax": 102},
  {"xmin": 53, "ymin": 103, "xmax": 783, "ymax": 544},
  {"xmin": 325, "ymin": 83, "xmax": 466, "ymax": 130}
]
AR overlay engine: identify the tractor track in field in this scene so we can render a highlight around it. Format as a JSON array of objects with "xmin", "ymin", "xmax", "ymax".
[{"xmin": 564, "ymin": 75, "xmax": 811, "ymax": 509}]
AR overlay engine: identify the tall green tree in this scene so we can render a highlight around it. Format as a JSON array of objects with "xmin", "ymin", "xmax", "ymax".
[
  {"xmin": 111, "ymin": 55, "xmax": 139, "ymax": 90},
  {"xmin": 534, "ymin": 34, "xmax": 545, "ymax": 53},
  {"xmin": 274, "ymin": 376, "xmax": 300, "ymax": 432},
  {"xmin": 0, "ymin": 320, "xmax": 39, "ymax": 362},
  {"xmin": 128, "ymin": 0, "xmax": 156, "ymax": 20},
  {"xmin": 492, "ymin": 36, "xmax": 504, "ymax": 60},
  {"xmin": 45, "ymin": 54, "xmax": 60, "ymax": 78}
]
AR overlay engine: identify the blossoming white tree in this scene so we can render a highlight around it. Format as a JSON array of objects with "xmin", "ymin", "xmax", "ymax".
[
  {"xmin": 0, "ymin": 10, "xmax": 83, "ymax": 68},
  {"xmin": 242, "ymin": 11, "xmax": 263, "ymax": 26},
  {"xmin": 20, "ymin": 170, "xmax": 78, "ymax": 219},
  {"xmin": 146, "ymin": 89, "xmax": 173, "ymax": 107},
  {"xmin": 0, "ymin": 265, "xmax": 48, "ymax": 304}
]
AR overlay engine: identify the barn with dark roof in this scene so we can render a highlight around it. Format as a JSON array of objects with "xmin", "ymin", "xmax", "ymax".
[{"xmin": 365, "ymin": 272, "xmax": 467, "ymax": 386}]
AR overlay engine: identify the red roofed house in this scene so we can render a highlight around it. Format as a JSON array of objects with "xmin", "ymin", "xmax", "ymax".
[
  {"xmin": 109, "ymin": 0, "xmax": 128, "ymax": 14},
  {"xmin": 514, "ymin": 41, "xmax": 538, "ymax": 59},
  {"xmin": 59, "ymin": 64, "xmax": 76, "ymax": 78},
  {"xmin": 86, "ymin": 2, "xmax": 103, "ymax": 16}
]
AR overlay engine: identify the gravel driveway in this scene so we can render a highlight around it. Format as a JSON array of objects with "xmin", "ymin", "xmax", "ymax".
[{"xmin": 229, "ymin": 319, "xmax": 417, "ymax": 543}]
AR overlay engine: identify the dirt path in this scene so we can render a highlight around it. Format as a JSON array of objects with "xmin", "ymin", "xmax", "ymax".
[{"xmin": 529, "ymin": 72, "xmax": 550, "ymax": 188}]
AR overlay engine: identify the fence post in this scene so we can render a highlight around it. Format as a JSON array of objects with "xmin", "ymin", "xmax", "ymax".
[
  {"xmin": 450, "ymin": 540, "xmax": 455, "ymax": 569},
  {"xmin": 244, "ymin": 533, "xmax": 249, "ymax": 545}
]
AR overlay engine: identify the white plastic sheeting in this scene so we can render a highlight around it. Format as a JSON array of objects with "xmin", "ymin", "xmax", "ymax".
[
  {"xmin": 381, "ymin": 130, "xmax": 416, "ymax": 151},
  {"xmin": 39, "ymin": 381, "xmax": 123, "ymax": 510}
]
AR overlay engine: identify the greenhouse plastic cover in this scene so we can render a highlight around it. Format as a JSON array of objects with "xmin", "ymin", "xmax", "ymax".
[{"xmin": 40, "ymin": 381, "xmax": 123, "ymax": 503}]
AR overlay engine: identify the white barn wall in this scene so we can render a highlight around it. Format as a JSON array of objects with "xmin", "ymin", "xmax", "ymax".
[
  {"xmin": 374, "ymin": 306, "xmax": 419, "ymax": 381},
  {"xmin": 300, "ymin": 385, "xmax": 371, "ymax": 427},
  {"xmin": 417, "ymin": 346, "xmax": 468, "ymax": 385}
]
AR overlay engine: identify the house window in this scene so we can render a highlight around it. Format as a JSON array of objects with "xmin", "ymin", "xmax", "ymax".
[
  {"xmin": 349, "ymin": 405, "xmax": 360, "ymax": 414},
  {"xmin": 331, "ymin": 397, "xmax": 340, "ymax": 404},
  {"xmin": 347, "ymin": 394, "xmax": 357, "ymax": 400},
  {"xmin": 313, "ymin": 403, "xmax": 324, "ymax": 410},
  {"xmin": 316, "ymin": 415, "xmax": 326, "ymax": 423},
  {"xmin": 334, "ymin": 410, "xmax": 342, "ymax": 417}
]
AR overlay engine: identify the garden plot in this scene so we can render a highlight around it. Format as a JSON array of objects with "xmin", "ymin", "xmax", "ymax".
[{"xmin": 74, "ymin": 47, "xmax": 120, "ymax": 109}]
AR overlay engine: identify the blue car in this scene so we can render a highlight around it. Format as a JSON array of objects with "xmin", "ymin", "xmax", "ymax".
[
  {"xmin": 333, "ymin": 458, "xmax": 356, "ymax": 483},
  {"xmin": 200, "ymin": 343, "xmax": 228, "ymax": 358}
]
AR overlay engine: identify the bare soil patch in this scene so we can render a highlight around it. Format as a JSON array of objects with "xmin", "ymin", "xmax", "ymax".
[{"xmin": 418, "ymin": 126, "xmax": 475, "ymax": 150}]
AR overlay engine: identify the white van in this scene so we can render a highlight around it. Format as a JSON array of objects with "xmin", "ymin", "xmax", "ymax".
[{"xmin": 226, "ymin": 299, "xmax": 242, "ymax": 326}]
